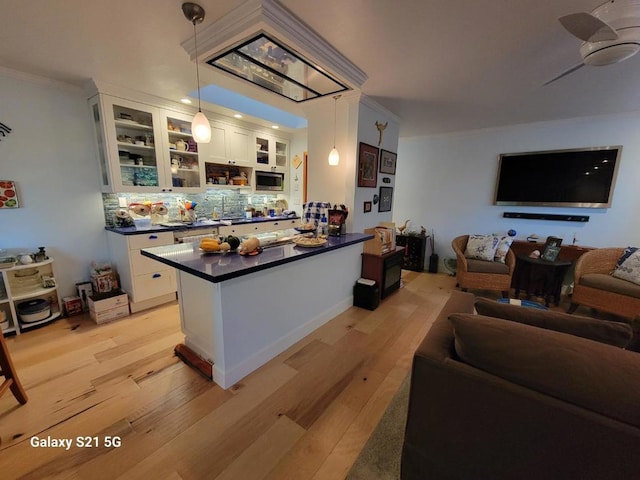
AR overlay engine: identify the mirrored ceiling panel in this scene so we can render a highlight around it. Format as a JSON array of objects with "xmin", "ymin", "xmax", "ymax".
[{"xmin": 207, "ymin": 34, "xmax": 349, "ymax": 102}]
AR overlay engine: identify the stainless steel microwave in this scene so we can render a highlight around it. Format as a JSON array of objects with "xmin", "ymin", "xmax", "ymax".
[{"xmin": 255, "ymin": 170, "xmax": 285, "ymax": 191}]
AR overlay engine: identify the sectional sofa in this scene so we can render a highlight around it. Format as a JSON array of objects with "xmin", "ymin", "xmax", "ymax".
[{"xmin": 401, "ymin": 291, "xmax": 640, "ymax": 480}]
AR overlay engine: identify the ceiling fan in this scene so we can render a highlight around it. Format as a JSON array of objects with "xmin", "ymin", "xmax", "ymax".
[{"xmin": 544, "ymin": 0, "xmax": 640, "ymax": 85}]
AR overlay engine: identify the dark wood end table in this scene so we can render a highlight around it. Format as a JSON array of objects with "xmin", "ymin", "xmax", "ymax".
[{"xmin": 513, "ymin": 254, "xmax": 572, "ymax": 307}]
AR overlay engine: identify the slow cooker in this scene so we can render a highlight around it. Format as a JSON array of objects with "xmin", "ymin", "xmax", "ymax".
[{"xmin": 17, "ymin": 298, "xmax": 51, "ymax": 323}]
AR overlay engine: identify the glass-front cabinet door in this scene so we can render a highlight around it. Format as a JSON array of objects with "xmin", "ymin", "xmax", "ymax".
[
  {"xmin": 161, "ymin": 111, "xmax": 204, "ymax": 192},
  {"xmin": 254, "ymin": 134, "xmax": 288, "ymax": 171},
  {"xmin": 91, "ymin": 95, "xmax": 167, "ymax": 193},
  {"xmin": 275, "ymin": 139, "xmax": 288, "ymax": 169},
  {"xmin": 256, "ymin": 135, "xmax": 270, "ymax": 167}
]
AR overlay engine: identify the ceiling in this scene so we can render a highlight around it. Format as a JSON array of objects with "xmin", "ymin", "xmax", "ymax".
[{"xmin": 2, "ymin": 0, "xmax": 640, "ymax": 138}]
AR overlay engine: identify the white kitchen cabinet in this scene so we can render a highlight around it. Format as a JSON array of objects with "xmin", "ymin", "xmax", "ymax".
[
  {"xmin": 227, "ymin": 125, "xmax": 253, "ymax": 166},
  {"xmin": 160, "ymin": 110, "xmax": 205, "ymax": 192},
  {"xmin": 206, "ymin": 121, "xmax": 229, "ymax": 163},
  {"xmin": 1, "ymin": 258, "xmax": 63, "ymax": 336},
  {"xmin": 218, "ymin": 218, "xmax": 299, "ymax": 237},
  {"xmin": 90, "ymin": 94, "xmax": 205, "ymax": 193},
  {"xmin": 255, "ymin": 134, "xmax": 289, "ymax": 172},
  {"xmin": 90, "ymin": 95, "xmax": 166, "ymax": 193},
  {"xmin": 106, "ymin": 231, "xmax": 177, "ymax": 313}
]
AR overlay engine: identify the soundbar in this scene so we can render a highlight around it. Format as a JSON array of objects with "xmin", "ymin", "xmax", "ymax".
[{"xmin": 503, "ymin": 212, "xmax": 589, "ymax": 222}]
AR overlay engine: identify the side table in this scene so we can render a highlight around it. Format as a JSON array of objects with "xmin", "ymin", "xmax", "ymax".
[
  {"xmin": 396, "ymin": 234, "xmax": 428, "ymax": 271},
  {"xmin": 513, "ymin": 254, "xmax": 572, "ymax": 307}
]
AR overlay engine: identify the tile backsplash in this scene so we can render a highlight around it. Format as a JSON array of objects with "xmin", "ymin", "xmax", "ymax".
[{"xmin": 102, "ymin": 191, "xmax": 281, "ymax": 227}]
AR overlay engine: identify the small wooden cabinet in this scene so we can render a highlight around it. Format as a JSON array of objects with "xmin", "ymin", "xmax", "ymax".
[
  {"xmin": 1, "ymin": 258, "xmax": 62, "ymax": 335},
  {"xmin": 361, "ymin": 248, "xmax": 404, "ymax": 301},
  {"xmin": 396, "ymin": 234, "xmax": 428, "ymax": 271}
]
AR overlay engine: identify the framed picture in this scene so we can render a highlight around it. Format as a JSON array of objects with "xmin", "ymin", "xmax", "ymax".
[
  {"xmin": 378, "ymin": 186, "xmax": 393, "ymax": 212},
  {"xmin": 0, "ymin": 180, "xmax": 19, "ymax": 208},
  {"xmin": 541, "ymin": 236, "xmax": 563, "ymax": 262},
  {"xmin": 379, "ymin": 149, "xmax": 397, "ymax": 175},
  {"xmin": 358, "ymin": 142, "xmax": 379, "ymax": 187},
  {"xmin": 363, "ymin": 201, "xmax": 372, "ymax": 213}
]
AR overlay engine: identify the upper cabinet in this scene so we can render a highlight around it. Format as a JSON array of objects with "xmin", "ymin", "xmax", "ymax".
[
  {"xmin": 161, "ymin": 111, "xmax": 205, "ymax": 192},
  {"xmin": 255, "ymin": 133, "xmax": 288, "ymax": 172},
  {"xmin": 89, "ymin": 91, "xmax": 292, "ymax": 193},
  {"xmin": 90, "ymin": 95, "xmax": 204, "ymax": 193}
]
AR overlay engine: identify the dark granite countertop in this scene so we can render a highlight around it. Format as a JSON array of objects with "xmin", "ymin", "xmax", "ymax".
[
  {"xmin": 105, "ymin": 215, "xmax": 300, "ymax": 235},
  {"xmin": 141, "ymin": 233, "xmax": 373, "ymax": 283}
]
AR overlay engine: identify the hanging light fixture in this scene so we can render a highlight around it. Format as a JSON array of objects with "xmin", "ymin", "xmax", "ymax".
[
  {"xmin": 182, "ymin": 2, "xmax": 211, "ymax": 143},
  {"xmin": 328, "ymin": 94, "xmax": 341, "ymax": 166}
]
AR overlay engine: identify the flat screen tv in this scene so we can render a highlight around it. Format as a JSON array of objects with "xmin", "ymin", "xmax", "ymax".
[{"xmin": 494, "ymin": 146, "xmax": 622, "ymax": 208}]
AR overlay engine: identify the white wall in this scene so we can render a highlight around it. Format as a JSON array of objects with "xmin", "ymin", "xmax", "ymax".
[
  {"xmin": 0, "ymin": 69, "xmax": 108, "ymax": 298},
  {"xmin": 394, "ymin": 112, "xmax": 640, "ymax": 267}
]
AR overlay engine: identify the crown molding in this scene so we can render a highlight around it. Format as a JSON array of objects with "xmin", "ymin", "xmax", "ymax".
[
  {"xmin": 359, "ymin": 94, "xmax": 401, "ymax": 124},
  {"xmin": 0, "ymin": 66, "xmax": 81, "ymax": 92},
  {"xmin": 181, "ymin": 0, "xmax": 367, "ymax": 89}
]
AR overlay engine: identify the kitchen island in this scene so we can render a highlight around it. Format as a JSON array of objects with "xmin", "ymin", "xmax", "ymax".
[{"xmin": 141, "ymin": 233, "xmax": 372, "ymax": 389}]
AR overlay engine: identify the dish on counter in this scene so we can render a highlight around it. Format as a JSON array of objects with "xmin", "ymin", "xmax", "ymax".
[
  {"xmin": 293, "ymin": 237, "xmax": 328, "ymax": 248},
  {"xmin": 199, "ymin": 248, "xmax": 237, "ymax": 255},
  {"xmin": 294, "ymin": 227, "xmax": 316, "ymax": 233}
]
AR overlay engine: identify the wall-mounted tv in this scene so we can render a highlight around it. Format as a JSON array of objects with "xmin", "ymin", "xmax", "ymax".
[{"xmin": 494, "ymin": 146, "xmax": 622, "ymax": 208}]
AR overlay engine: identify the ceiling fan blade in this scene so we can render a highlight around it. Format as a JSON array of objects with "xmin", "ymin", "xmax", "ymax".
[
  {"xmin": 559, "ymin": 13, "xmax": 619, "ymax": 42},
  {"xmin": 543, "ymin": 63, "xmax": 585, "ymax": 86}
]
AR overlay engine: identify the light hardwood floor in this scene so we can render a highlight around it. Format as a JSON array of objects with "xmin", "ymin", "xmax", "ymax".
[
  {"xmin": 0, "ymin": 271, "xmax": 462, "ymax": 480},
  {"xmin": 2, "ymin": 269, "xmax": 615, "ymax": 480}
]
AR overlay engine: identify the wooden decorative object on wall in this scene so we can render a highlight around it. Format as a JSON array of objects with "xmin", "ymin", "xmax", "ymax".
[{"xmin": 375, "ymin": 121, "xmax": 388, "ymax": 146}]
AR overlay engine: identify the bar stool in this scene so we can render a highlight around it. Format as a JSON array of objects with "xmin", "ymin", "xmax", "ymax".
[{"xmin": 0, "ymin": 333, "xmax": 28, "ymax": 405}]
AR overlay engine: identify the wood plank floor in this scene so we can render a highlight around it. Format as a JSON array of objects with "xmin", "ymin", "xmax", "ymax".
[{"xmin": 0, "ymin": 272, "xmax": 604, "ymax": 479}]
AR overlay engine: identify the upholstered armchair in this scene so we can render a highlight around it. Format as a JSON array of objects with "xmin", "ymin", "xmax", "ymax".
[
  {"xmin": 451, "ymin": 235, "xmax": 516, "ymax": 297},
  {"xmin": 568, "ymin": 247, "xmax": 640, "ymax": 320}
]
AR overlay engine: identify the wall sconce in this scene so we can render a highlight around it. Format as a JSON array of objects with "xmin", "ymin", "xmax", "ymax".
[
  {"xmin": 182, "ymin": 2, "xmax": 211, "ymax": 143},
  {"xmin": 328, "ymin": 94, "xmax": 341, "ymax": 166}
]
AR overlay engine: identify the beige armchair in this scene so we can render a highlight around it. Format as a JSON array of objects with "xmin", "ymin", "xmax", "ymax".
[
  {"xmin": 451, "ymin": 235, "xmax": 516, "ymax": 297},
  {"xmin": 568, "ymin": 247, "xmax": 640, "ymax": 320}
]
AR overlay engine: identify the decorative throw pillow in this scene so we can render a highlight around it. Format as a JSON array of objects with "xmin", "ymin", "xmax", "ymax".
[
  {"xmin": 494, "ymin": 236, "xmax": 513, "ymax": 263},
  {"xmin": 612, "ymin": 247, "xmax": 640, "ymax": 285},
  {"xmin": 464, "ymin": 235, "xmax": 500, "ymax": 262}
]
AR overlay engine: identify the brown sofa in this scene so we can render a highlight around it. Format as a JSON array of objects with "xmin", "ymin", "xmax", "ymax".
[{"xmin": 401, "ymin": 291, "xmax": 640, "ymax": 480}]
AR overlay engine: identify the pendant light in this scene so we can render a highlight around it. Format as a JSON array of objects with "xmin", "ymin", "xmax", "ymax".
[
  {"xmin": 182, "ymin": 2, "xmax": 211, "ymax": 143},
  {"xmin": 328, "ymin": 94, "xmax": 341, "ymax": 166}
]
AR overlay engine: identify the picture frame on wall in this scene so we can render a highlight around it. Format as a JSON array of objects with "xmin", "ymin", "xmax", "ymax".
[
  {"xmin": 379, "ymin": 149, "xmax": 397, "ymax": 175},
  {"xmin": 363, "ymin": 201, "xmax": 372, "ymax": 213},
  {"xmin": 378, "ymin": 186, "xmax": 393, "ymax": 212},
  {"xmin": 357, "ymin": 142, "xmax": 379, "ymax": 187},
  {"xmin": 0, "ymin": 180, "xmax": 19, "ymax": 208}
]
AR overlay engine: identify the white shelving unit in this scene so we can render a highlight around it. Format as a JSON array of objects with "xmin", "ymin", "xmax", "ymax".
[{"xmin": 1, "ymin": 258, "xmax": 63, "ymax": 336}]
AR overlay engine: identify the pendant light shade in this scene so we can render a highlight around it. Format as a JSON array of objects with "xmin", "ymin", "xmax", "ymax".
[
  {"xmin": 328, "ymin": 94, "xmax": 341, "ymax": 166},
  {"xmin": 183, "ymin": 2, "xmax": 211, "ymax": 144},
  {"xmin": 191, "ymin": 111, "xmax": 211, "ymax": 143},
  {"xmin": 328, "ymin": 147, "xmax": 340, "ymax": 166}
]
